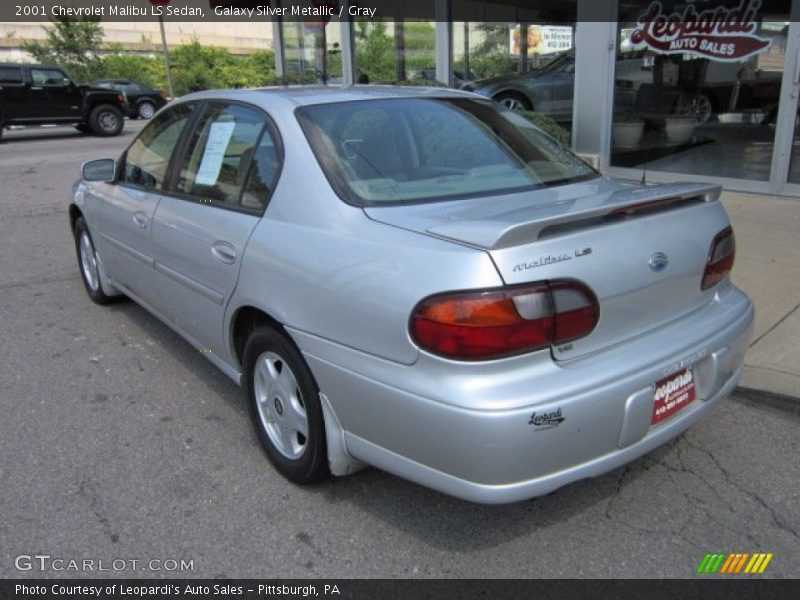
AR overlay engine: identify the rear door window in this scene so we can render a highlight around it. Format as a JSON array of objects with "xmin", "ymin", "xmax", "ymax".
[{"xmin": 175, "ymin": 102, "xmax": 280, "ymax": 212}]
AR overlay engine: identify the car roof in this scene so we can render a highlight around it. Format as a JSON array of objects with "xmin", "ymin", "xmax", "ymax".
[{"xmin": 180, "ymin": 85, "xmax": 476, "ymax": 109}]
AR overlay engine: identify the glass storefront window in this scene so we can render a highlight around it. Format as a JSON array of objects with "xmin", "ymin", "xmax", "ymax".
[
  {"xmin": 456, "ymin": 22, "xmax": 576, "ymax": 132},
  {"xmin": 282, "ymin": 22, "xmax": 342, "ymax": 84},
  {"xmin": 611, "ymin": 1, "xmax": 790, "ymax": 181},
  {"xmin": 789, "ymin": 111, "xmax": 800, "ymax": 183},
  {"xmin": 353, "ymin": 21, "xmax": 435, "ymax": 84}
]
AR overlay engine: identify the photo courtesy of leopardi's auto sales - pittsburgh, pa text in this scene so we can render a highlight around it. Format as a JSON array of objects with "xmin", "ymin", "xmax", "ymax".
[{"xmin": 13, "ymin": 583, "xmax": 340, "ymax": 598}]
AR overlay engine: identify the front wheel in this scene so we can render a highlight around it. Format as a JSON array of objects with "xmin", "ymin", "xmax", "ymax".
[
  {"xmin": 73, "ymin": 217, "xmax": 115, "ymax": 305},
  {"xmin": 89, "ymin": 104, "xmax": 124, "ymax": 136},
  {"xmin": 243, "ymin": 326, "xmax": 329, "ymax": 484}
]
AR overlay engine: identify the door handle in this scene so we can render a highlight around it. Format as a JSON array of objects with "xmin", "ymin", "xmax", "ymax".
[
  {"xmin": 211, "ymin": 241, "xmax": 237, "ymax": 264},
  {"xmin": 133, "ymin": 212, "xmax": 148, "ymax": 228}
]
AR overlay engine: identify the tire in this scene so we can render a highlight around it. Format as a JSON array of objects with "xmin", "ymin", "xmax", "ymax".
[
  {"xmin": 677, "ymin": 92, "xmax": 714, "ymax": 125},
  {"xmin": 243, "ymin": 325, "xmax": 329, "ymax": 484},
  {"xmin": 137, "ymin": 101, "xmax": 156, "ymax": 120},
  {"xmin": 73, "ymin": 217, "xmax": 115, "ymax": 305},
  {"xmin": 494, "ymin": 91, "xmax": 533, "ymax": 112},
  {"xmin": 88, "ymin": 104, "xmax": 124, "ymax": 136}
]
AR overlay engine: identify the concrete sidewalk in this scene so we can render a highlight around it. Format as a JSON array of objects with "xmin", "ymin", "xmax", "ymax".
[{"xmin": 722, "ymin": 192, "xmax": 800, "ymax": 400}]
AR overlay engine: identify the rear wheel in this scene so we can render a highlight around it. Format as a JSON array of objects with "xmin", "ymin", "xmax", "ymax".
[
  {"xmin": 243, "ymin": 326, "xmax": 329, "ymax": 484},
  {"xmin": 494, "ymin": 91, "xmax": 532, "ymax": 112},
  {"xmin": 73, "ymin": 217, "xmax": 115, "ymax": 305},
  {"xmin": 89, "ymin": 104, "xmax": 123, "ymax": 136},
  {"xmin": 137, "ymin": 101, "xmax": 156, "ymax": 120}
]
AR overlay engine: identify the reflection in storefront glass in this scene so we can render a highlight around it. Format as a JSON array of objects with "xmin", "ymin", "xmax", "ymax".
[
  {"xmin": 611, "ymin": 1, "xmax": 789, "ymax": 182},
  {"xmin": 352, "ymin": 21, "xmax": 435, "ymax": 84},
  {"xmin": 454, "ymin": 22, "xmax": 576, "ymax": 133},
  {"xmin": 282, "ymin": 22, "xmax": 343, "ymax": 84}
]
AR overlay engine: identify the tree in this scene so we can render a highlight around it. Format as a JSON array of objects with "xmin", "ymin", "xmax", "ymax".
[
  {"xmin": 24, "ymin": 16, "xmax": 104, "ymax": 83},
  {"xmin": 354, "ymin": 21, "xmax": 394, "ymax": 83},
  {"xmin": 466, "ymin": 24, "xmax": 516, "ymax": 79}
]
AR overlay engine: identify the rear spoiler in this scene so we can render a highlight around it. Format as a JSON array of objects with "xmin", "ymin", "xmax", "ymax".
[{"xmin": 426, "ymin": 182, "xmax": 721, "ymax": 250}]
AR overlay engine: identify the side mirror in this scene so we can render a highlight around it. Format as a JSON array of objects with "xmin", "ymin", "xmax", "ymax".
[{"xmin": 82, "ymin": 158, "xmax": 116, "ymax": 182}]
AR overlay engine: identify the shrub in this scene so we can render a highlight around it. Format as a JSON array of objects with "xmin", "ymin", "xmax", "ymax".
[{"xmin": 518, "ymin": 110, "xmax": 571, "ymax": 146}]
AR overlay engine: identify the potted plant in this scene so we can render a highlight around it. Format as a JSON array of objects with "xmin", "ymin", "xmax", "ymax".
[
  {"xmin": 612, "ymin": 114, "xmax": 645, "ymax": 149},
  {"xmin": 664, "ymin": 106, "xmax": 696, "ymax": 144}
]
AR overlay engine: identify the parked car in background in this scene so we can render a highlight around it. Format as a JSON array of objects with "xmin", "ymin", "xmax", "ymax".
[
  {"xmin": 90, "ymin": 79, "xmax": 168, "ymax": 119},
  {"xmin": 464, "ymin": 50, "xmax": 782, "ymax": 126},
  {"xmin": 0, "ymin": 63, "xmax": 127, "ymax": 139},
  {"xmin": 461, "ymin": 50, "xmax": 575, "ymax": 120},
  {"xmin": 70, "ymin": 86, "xmax": 753, "ymax": 504}
]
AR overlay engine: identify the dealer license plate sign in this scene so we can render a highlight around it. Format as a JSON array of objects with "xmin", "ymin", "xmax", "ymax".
[{"xmin": 651, "ymin": 368, "xmax": 696, "ymax": 425}]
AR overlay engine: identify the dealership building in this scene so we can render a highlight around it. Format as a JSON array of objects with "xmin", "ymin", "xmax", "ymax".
[{"xmin": 269, "ymin": 0, "xmax": 799, "ymax": 196}]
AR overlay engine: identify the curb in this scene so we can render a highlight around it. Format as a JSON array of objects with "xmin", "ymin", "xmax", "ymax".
[{"xmin": 733, "ymin": 386, "xmax": 800, "ymax": 417}]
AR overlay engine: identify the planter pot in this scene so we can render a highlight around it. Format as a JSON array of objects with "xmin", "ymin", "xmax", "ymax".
[
  {"xmin": 664, "ymin": 117, "xmax": 695, "ymax": 144},
  {"xmin": 612, "ymin": 120, "xmax": 644, "ymax": 149}
]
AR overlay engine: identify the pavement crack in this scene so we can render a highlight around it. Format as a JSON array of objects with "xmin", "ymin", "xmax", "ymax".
[
  {"xmin": 604, "ymin": 465, "xmax": 630, "ymax": 520},
  {"xmin": 77, "ymin": 478, "xmax": 120, "ymax": 544},
  {"xmin": 749, "ymin": 301, "xmax": 800, "ymax": 348},
  {"xmin": 683, "ymin": 436, "xmax": 799, "ymax": 540}
]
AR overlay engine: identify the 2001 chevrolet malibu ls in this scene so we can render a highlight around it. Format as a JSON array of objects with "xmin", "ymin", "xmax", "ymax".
[{"xmin": 70, "ymin": 87, "xmax": 753, "ymax": 504}]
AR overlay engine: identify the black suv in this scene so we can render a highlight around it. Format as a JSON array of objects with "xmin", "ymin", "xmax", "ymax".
[{"xmin": 0, "ymin": 63, "xmax": 128, "ymax": 140}]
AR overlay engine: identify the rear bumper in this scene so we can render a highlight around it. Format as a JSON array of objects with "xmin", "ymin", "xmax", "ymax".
[{"xmin": 293, "ymin": 284, "xmax": 754, "ymax": 504}]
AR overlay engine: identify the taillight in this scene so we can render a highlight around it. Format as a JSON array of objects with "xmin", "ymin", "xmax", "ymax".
[
  {"xmin": 702, "ymin": 226, "xmax": 735, "ymax": 290},
  {"xmin": 410, "ymin": 280, "xmax": 598, "ymax": 360}
]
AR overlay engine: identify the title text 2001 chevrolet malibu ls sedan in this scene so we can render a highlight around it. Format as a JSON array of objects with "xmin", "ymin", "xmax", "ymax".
[{"xmin": 70, "ymin": 87, "xmax": 753, "ymax": 504}]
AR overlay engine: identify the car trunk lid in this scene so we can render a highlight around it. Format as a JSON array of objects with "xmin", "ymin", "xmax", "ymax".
[{"xmin": 365, "ymin": 178, "xmax": 729, "ymax": 360}]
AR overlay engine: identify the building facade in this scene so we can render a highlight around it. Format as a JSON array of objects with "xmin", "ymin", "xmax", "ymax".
[
  {"xmin": 270, "ymin": 0, "xmax": 800, "ymax": 197},
  {"xmin": 0, "ymin": 21, "xmax": 273, "ymax": 60}
]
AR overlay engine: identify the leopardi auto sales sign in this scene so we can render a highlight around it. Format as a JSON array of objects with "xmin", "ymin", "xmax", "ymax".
[{"xmin": 631, "ymin": 0, "xmax": 771, "ymax": 61}]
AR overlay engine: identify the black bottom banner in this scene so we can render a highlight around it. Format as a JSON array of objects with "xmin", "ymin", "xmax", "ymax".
[{"xmin": 1, "ymin": 579, "xmax": 799, "ymax": 600}]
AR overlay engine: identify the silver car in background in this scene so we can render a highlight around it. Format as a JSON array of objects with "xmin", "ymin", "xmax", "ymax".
[{"xmin": 70, "ymin": 87, "xmax": 753, "ymax": 504}]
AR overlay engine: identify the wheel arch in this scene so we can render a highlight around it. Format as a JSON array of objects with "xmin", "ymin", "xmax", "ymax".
[
  {"xmin": 69, "ymin": 203, "xmax": 83, "ymax": 233},
  {"xmin": 229, "ymin": 303, "xmax": 366, "ymax": 477},
  {"xmin": 230, "ymin": 305, "xmax": 286, "ymax": 370},
  {"xmin": 492, "ymin": 88, "xmax": 534, "ymax": 110}
]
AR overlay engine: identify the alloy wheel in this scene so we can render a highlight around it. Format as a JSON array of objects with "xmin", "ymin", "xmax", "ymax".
[
  {"xmin": 79, "ymin": 231, "xmax": 100, "ymax": 292},
  {"xmin": 252, "ymin": 351, "xmax": 309, "ymax": 460}
]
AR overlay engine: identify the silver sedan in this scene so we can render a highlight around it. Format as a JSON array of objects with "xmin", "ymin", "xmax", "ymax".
[{"xmin": 70, "ymin": 86, "xmax": 753, "ymax": 504}]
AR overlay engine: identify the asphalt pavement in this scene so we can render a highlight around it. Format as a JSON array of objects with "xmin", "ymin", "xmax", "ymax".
[{"xmin": 0, "ymin": 122, "xmax": 798, "ymax": 579}]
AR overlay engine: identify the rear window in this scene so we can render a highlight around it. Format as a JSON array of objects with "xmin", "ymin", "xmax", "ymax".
[
  {"xmin": 296, "ymin": 97, "xmax": 595, "ymax": 206},
  {"xmin": 0, "ymin": 66, "xmax": 23, "ymax": 84}
]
